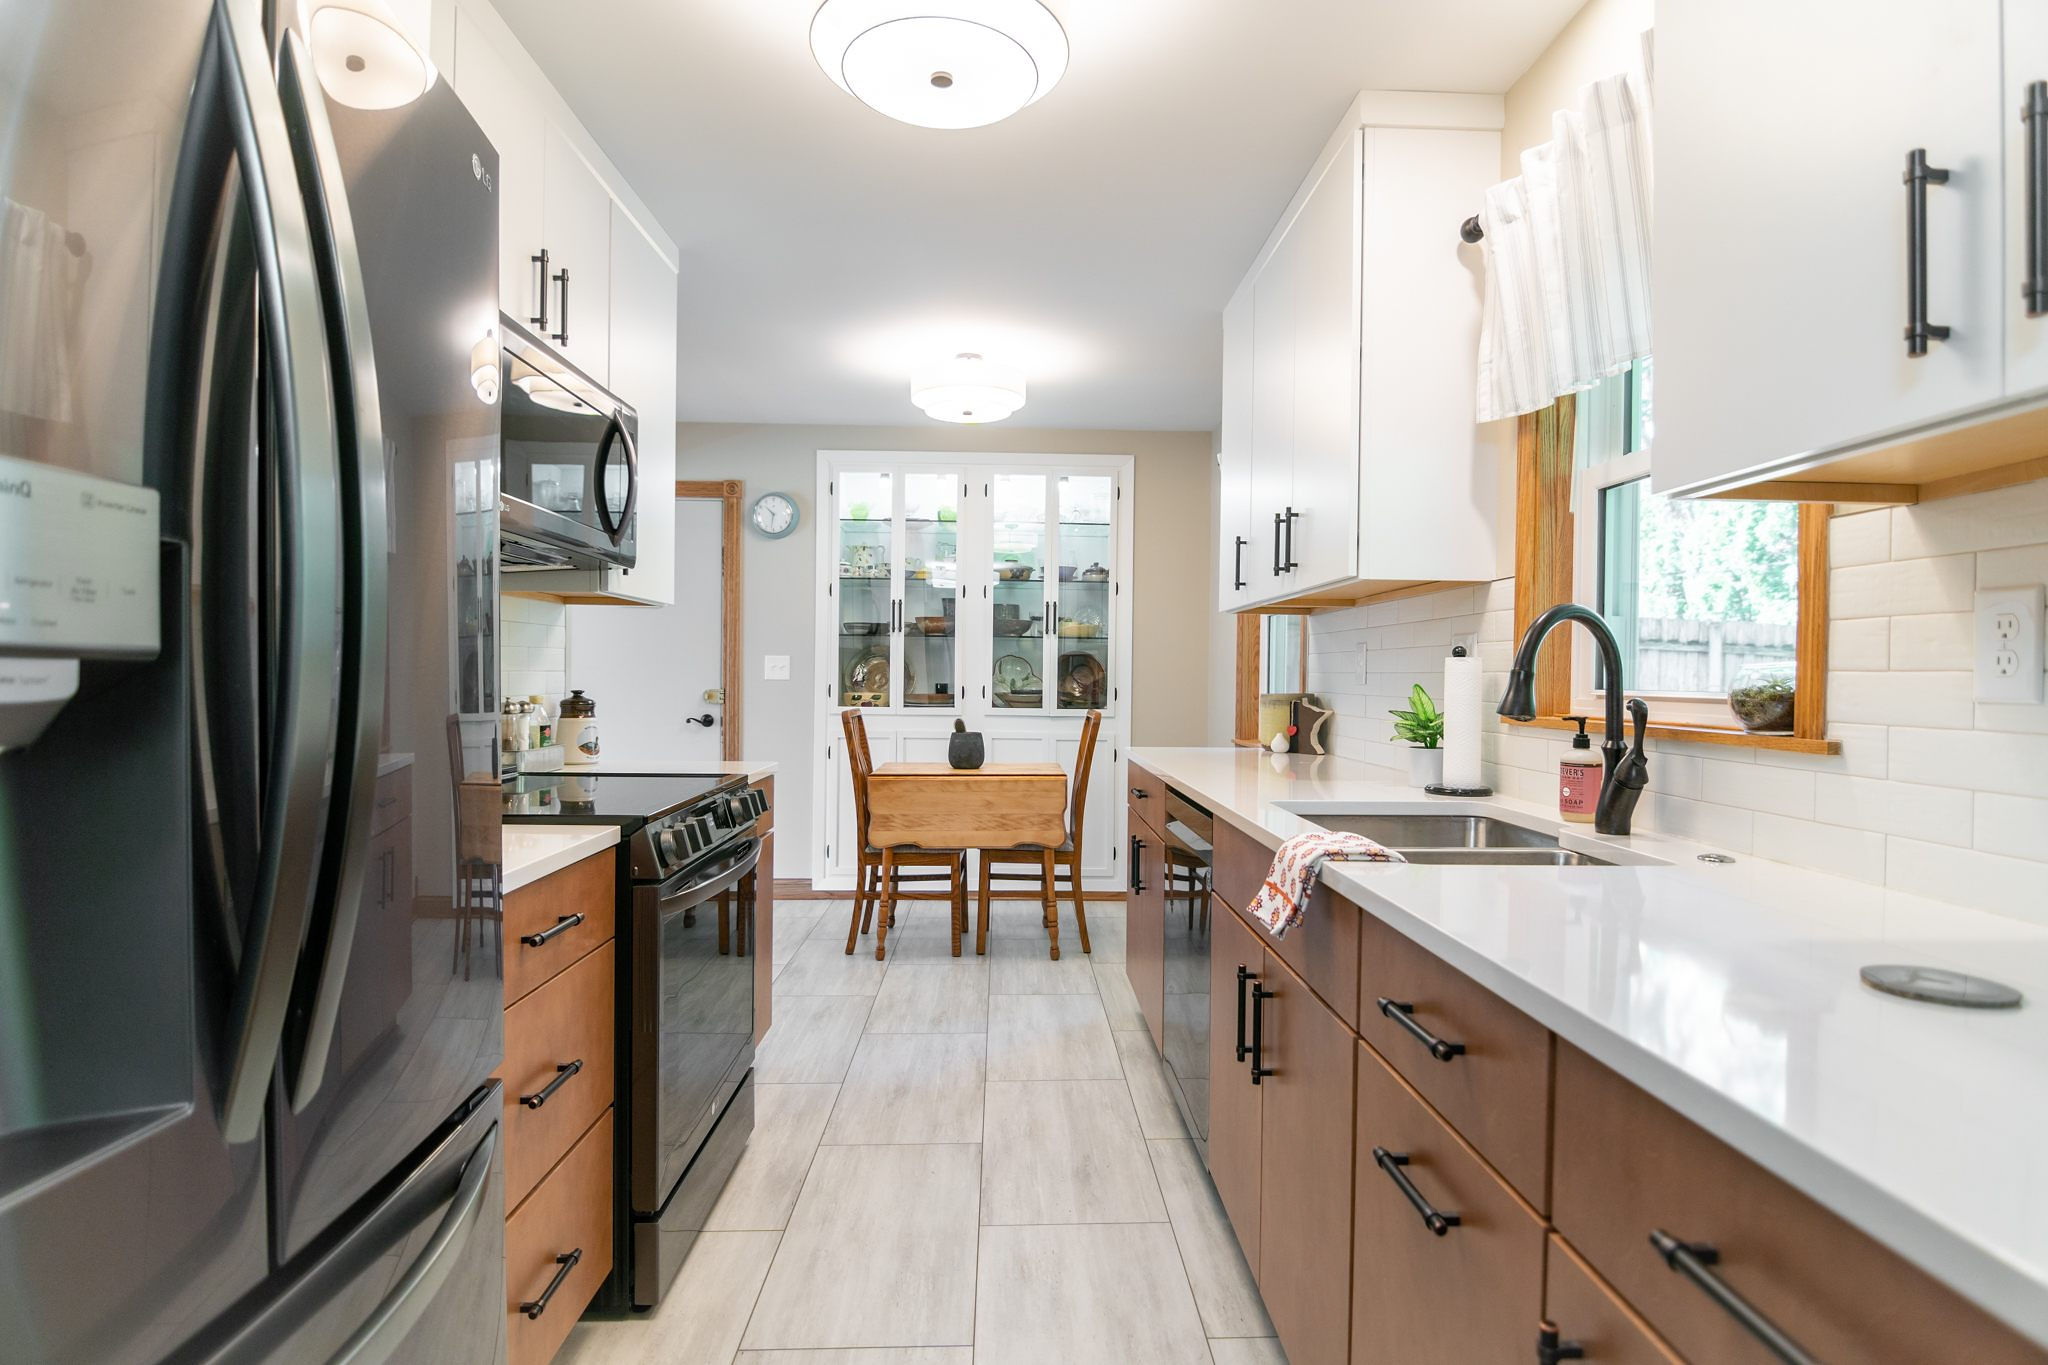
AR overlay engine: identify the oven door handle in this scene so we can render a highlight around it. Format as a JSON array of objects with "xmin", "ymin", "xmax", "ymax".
[{"xmin": 654, "ymin": 837, "xmax": 761, "ymax": 912}]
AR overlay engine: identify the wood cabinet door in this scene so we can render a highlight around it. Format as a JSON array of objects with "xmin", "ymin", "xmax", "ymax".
[
  {"xmin": 451, "ymin": 8, "xmax": 545, "ymax": 331},
  {"xmin": 1124, "ymin": 819, "xmax": 1166, "ymax": 1050},
  {"xmin": 1207, "ymin": 904, "xmax": 1265, "ymax": 1273},
  {"xmin": 541, "ymin": 123, "xmax": 613, "ymax": 383},
  {"xmin": 1351, "ymin": 1041, "xmax": 1544, "ymax": 1365},
  {"xmin": 1256, "ymin": 950, "xmax": 1356, "ymax": 1365},
  {"xmin": 1544, "ymin": 1233, "xmax": 1683, "ymax": 1365},
  {"xmin": 506, "ymin": 1109, "xmax": 614, "ymax": 1365},
  {"xmin": 753, "ymin": 828, "xmax": 774, "ymax": 1045},
  {"xmin": 1651, "ymin": 0, "xmax": 2003, "ymax": 496},
  {"xmin": 1219, "ymin": 286, "xmax": 1257, "ymax": 610}
]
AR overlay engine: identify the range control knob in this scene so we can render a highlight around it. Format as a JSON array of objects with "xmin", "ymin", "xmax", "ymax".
[
  {"xmin": 658, "ymin": 826, "xmax": 684, "ymax": 862},
  {"xmin": 681, "ymin": 813, "xmax": 718, "ymax": 855}
]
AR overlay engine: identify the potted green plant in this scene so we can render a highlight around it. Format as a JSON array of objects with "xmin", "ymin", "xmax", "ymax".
[
  {"xmin": 1728, "ymin": 668, "xmax": 1796, "ymax": 734},
  {"xmin": 1390, "ymin": 684, "xmax": 1445, "ymax": 787}
]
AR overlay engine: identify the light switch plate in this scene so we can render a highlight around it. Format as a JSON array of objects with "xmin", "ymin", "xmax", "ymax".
[
  {"xmin": 1974, "ymin": 585, "xmax": 2044, "ymax": 704},
  {"xmin": 763, "ymin": 654, "xmax": 791, "ymax": 681}
]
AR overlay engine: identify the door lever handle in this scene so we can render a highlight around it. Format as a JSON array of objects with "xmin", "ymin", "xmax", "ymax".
[{"xmin": 685, "ymin": 713, "xmax": 715, "ymax": 727}]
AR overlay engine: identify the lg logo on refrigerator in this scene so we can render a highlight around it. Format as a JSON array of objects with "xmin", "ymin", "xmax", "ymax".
[{"xmin": 471, "ymin": 153, "xmax": 492, "ymax": 193}]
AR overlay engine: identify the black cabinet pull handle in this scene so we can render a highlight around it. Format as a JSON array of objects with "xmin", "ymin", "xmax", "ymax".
[
  {"xmin": 1272, "ymin": 512, "xmax": 1284, "ymax": 576},
  {"xmin": 1248, "ymin": 980, "xmax": 1274, "ymax": 1083},
  {"xmin": 2028, "ymin": 83, "xmax": 2048, "ymax": 316},
  {"xmin": 1232, "ymin": 535, "xmax": 1247, "ymax": 591},
  {"xmin": 1536, "ymin": 1324, "xmax": 1585, "ymax": 1364},
  {"xmin": 1234, "ymin": 965, "xmax": 1252, "ymax": 1063},
  {"xmin": 1281, "ymin": 507, "xmax": 1299, "ymax": 573},
  {"xmin": 1903, "ymin": 148, "xmax": 1952, "ymax": 356},
  {"xmin": 1650, "ymin": 1230, "xmax": 1819, "ymax": 1365},
  {"xmin": 520, "ymin": 913, "xmax": 585, "ymax": 948},
  {"xmin": 520, "ymin": 1059, "xmax": 584, "ymax": 1110},
  {"xmin": 1377, "ymin": 998, "xmax": 1466, "ymax": 1062},
  {"xmin": 1129, "ymin": 836, "xmax": 1146, "ymax": 894},
  {"xmin": 552, "ymin": 264, "xmax": 570, "ymax": 345},
  {"xmin": 1130, "ymin": 786, "xmax": 1147, "ymax": 798},
  {"xmin": 530, "ymin": 248, "xmax": 550, "ymax": 329},
  {"xmin": 520, "ymin": 1248, "xmax": 583, "ymax": 1319},
  {"xmin": 1374, "ymin": 1147, "xmax": 1460, "ymax": 1236}
]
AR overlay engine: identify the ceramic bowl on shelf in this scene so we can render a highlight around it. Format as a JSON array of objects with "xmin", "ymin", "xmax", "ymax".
[{"xmin": 915, "ymin": 616, "xmax": 953, "ymax": 636}]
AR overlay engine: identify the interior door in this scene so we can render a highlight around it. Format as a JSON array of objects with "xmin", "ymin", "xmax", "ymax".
[
  {"xmin": 568, "ymin": 497, "xmax": 725, "ymax": 765},
  {"xmin": 1207, "ymin": 907, "xmax": 1266, "ymax": 1274},
  {"xmin": 1651, "ymin": 0, "xmax": 2003, "ymax": 494}
]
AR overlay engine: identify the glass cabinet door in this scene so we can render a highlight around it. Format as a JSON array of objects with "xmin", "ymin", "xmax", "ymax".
[
  {"xmin": 1053, "ymin": 474, "xmax": 1114, "ymax": 711},
  {"xmin": 836, "ymin": 471, "xmax": 894, "ymax": 707},
  {"xmin": 990, "ymin": 472, "xmax": 1050, "ymax": 709},
  {"xmin": 901, "ymin": 471, "xmax": 960, "ymax": 709}
]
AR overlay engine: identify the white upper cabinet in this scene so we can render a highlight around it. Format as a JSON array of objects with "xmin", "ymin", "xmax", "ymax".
[
  {"xmin": 1220, "ymin": 94, "xmax": 1505, "ymax": 611},
  {"xmin": 541, "ymin": 124, "xmax": 612, "ymax": 383},
  {"xmin": 2006, "ymin": 4, "xmax": 2048, "ymax": 396},
  {"xmin": 451, "ymin": 6, "xmax": 543, "ymax": 328},
  {"xmin": 1651, "ymin": 0, "xmax": 2025, "ymax": 499},
  {"xmin": 599, "ymin": 204, "xmax": 679, "ymax": 607}
]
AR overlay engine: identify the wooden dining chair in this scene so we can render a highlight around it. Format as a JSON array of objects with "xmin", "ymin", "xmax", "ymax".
[
  {"xmin": 978, "ymin": 708, "xmax": 1101, "ymax": 957},
  {"xmin": 840, "ymin": 708, "xmax": 968, "ymax": 959}
]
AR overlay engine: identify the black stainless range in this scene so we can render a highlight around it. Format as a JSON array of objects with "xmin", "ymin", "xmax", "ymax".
[{"xmin": 505, "ymin": 772, "xmax": 769, "ymax": 1310}]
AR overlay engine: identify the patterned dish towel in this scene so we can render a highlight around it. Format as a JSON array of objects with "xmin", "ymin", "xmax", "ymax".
[{"xmin": 1247, "ymin": 831, "xmax": 1406, "ymax": 937}]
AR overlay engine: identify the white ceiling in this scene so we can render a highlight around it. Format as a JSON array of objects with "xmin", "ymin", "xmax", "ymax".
[{"xmin": 486, "ymin": 0, "xmax": 1582, "ymax": 431}]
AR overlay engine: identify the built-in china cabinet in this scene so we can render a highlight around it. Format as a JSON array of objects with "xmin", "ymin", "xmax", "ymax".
[{"xmin": 811, "ymin": 450, "xmax": 1135, "ymax": 893}]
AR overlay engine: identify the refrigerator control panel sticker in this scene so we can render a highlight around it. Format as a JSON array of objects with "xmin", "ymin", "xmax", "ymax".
[{"xmin": 0, "ymin": 453, "xmax": 160, "ymax": 658}]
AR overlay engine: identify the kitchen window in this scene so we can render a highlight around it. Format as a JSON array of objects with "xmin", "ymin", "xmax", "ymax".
[{"xmin": 1515, "ymin": 360, "xmax": 1837, "ymax": 752}]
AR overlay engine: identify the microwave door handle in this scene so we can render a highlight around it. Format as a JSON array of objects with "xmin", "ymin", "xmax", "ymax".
[
  {"xmin": 200, "ymin": 2, "xmax": 347, "ymax": 1144},
  {"xmin": 272, "ymin": 30, "xmax": 393, "ymax": 1114},
  {"xmin": 595, "ymin": 411, "xmax": 638, "ymax": 548}
]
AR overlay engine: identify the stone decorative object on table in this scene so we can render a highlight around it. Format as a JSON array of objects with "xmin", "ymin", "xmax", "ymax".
[{"xmin": 947, "ymin": 718, "xmax": 985, "ymax": 769}]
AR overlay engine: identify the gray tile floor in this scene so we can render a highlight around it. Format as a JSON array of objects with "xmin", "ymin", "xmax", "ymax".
[{"xmin": 558, "ymin": 899, "xmax": 1282, "ymax": 1365}]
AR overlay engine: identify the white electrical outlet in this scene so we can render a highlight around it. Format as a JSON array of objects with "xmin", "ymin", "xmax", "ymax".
[
  {"xmin": 763, "ymin": 654, "xmax": 791, "ymax": 681},
  {"xmin": 1974, "ymin": 585, "xmax": 2044, "ymax": 704}
]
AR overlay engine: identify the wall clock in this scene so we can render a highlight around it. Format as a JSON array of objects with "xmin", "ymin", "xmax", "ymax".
[{"xmin": 750, "ymin": 492, "xmax": 799, "ymax": 539}]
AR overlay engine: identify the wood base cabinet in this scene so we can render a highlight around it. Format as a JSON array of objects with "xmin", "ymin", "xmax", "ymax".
[
  {"xmin": 1543, "ymin": 1233, "xmax": 1682, "ymax": 1365},
  {"xmin": 1207, "ymin": 900, "xmax": 1265, "ymax": 1271},
  {"xmin": 1350, "ymin": 1042, "xmax": 1543, "ymax": 1364},
  {"xmin": 1125, "ymin": 818, "xmax": 1166, "ymax": 1050},
  {"xmin": 506, "ymin": 1109, "xmax": 613, "ymax": 1365}
]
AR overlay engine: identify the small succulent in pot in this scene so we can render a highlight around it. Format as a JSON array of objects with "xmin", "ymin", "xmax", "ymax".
[
  {"xmin": 947, "ymin": 717, "xmax": 985, "ymax": 770},
  {"xmin": 1728, "ymin": 668, "xmax": 1796, "ymax": 734}
]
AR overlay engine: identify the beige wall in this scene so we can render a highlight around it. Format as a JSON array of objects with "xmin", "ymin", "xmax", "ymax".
[
  {"xmin": 1501, "ymin": 0, "xmax": 1654, "ymax": 172},
  {"xmin": 678, "ymin": 421, "xmax": 1221, "ymax": 879}
]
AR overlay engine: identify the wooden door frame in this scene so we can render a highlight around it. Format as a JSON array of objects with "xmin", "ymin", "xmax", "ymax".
[{"xmin": 676, "ymin": 479, "xmax": 743, "ymax": 762}]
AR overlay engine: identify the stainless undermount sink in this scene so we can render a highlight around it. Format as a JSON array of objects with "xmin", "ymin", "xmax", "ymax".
[{"xmin": 1302, "ymin": 813, "xmax": 1616, "ymax": 867}]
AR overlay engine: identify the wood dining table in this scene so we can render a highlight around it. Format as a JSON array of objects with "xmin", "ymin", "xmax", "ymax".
[{"xmin": 865, "ymin": 761, "xmax": 1070, "ymax": 959}]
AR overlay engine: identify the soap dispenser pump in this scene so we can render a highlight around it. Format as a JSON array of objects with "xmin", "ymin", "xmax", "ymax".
[{"xmin": 1559, "ymin": 715, "xmax": 1600, "ymax": 824}]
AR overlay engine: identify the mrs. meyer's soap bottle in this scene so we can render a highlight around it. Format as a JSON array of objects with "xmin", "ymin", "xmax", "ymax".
[{"xmin": 1559, "ymin": 715, "xmax": 1601, "ymax": 824}]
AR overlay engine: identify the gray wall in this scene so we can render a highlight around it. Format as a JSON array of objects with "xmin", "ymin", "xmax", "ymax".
[{"xmin": 679, "ymin": 421, "xmax": 1226, "ymax": 879}]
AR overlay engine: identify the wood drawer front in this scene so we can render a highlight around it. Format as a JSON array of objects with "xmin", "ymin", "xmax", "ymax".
[
  {"xmin": 505, "ymin": 849, "xmax": 615, "ymax": 1006},
  {"xmin": 1208, "ymin": 902, "xmax": 1266, "ymax": 1273},
  {"xmin": 506, "ymin": 1108, "xmax": 614, "ymax": 1365},
  {"xmin": 1351, "ymin": 1041, "xmax": 1544, "ymax": 1365},
  {"xmin": 503, "ymin": 941, "xmax": 615, "ymax": 1210},
  {"xmin": 1354, "ymin": 911, "xmax": 1551, "ymax": 1209},
  {"xmin": 1216, "ymin": 820, "xmax": 1361, "ymax": 1030},
  {"xmin": 1553, "ymin": 1042, "xmax": 2047, "ymax": 1365},
  {"xmin": 753, "ymin": 831, "xmax": 774, "ymax": 1046},
  {"xmin": 370, "ymin": 765, "xmax": 412, "ymax": 835},
  {"xmin": 1544, "ymin": 1233, "xmax": 1682, "ymax": 1365},
  {"xmin": 1127, "ymin": 763, "xmax": 1167, "ymax": 831}
]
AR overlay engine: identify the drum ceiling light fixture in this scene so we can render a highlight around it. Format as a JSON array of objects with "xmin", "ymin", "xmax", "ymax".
[
  {"xmin": 911, "ymin": 353, "xmax": 1026, "ymax": 424},
  {"xmin": 809, "ymin": 0, "xmax": 1069, "ymax": 130}
]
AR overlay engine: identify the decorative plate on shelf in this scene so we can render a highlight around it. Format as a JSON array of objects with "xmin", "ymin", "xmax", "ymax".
[
  {"xmin": 844, "ymin": 648, "xmax": 891, "ymax": 706},
  {"xmin": 994, "ymin": 653, "xmax": 1040, "ymax": 692},
  {"xmin": 1058, "ymin": 652, "xmax": 1106, "ymax": 707}
]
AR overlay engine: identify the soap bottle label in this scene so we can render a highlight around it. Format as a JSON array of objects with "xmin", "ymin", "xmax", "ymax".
[{"xmin": 1559, "ymin": 759, "xmax": 1600, "ymax": 821}]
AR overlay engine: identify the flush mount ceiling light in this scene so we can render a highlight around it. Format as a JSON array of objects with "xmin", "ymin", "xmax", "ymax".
[
  {"xmin": 303, "ymin": 0, "xmax": 437, "ymax": 110},
  {"xmin": 810, "ymin": 0, "xmax": 1068, "ymax": 130},
  {"xmin": 912, "ymin": 352, "xmax": 1026, "ymax": 423}
]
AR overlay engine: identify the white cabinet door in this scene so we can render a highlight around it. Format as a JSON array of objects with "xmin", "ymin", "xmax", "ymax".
[
  {"xmin": 1283, "ymin": 134, "xmax": 1361, "ymax": 593},
  {"xmin": 601, "ymin": 205, "xmax": 677, "ymax": 605},
  {"xmin": 451, "ymin": 8, "xmax": 544, "ymax": 329},
  {"xmin": 541, "ymin": 123, "xmax": 613, "ymax": 383},
  {"xmin": 2007, "ymin": 2, "xmax": 2048, "ymax": 395},
  {"xmin": 1651, "ymin": 0, "xmax": 2003, "ymax": 496},
  {"xmin": 1248, "ymin": 245, "xmax": 1297, "ymax": 598},
  {"xmin": 1218, "ymin": 287, "xmax": 1256, "ymax": 609}
]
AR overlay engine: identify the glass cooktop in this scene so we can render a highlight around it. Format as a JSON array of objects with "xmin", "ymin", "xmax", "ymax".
[{"xmin": 502, "ymin": 771, "xmax": 739, "ymax": 826}]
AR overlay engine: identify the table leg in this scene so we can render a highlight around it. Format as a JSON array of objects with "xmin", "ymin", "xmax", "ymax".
[
  {"xmin": 977, "ymin": 850, "xmax": 991, "ymax": 956},
  {"xmin": 1041, "ymin": 848, "xmax": 1060, "ymax": 961},
  {"xmin": 875, "ymin": 847, "xmax": 894, "ymax": 961},
  {"xmin": 950, "ymin": 854, "xmax": 964, "ymax": 958}
]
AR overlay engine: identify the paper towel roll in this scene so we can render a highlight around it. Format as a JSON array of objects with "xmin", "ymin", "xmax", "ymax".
[{"xmin": 1442, "ymin": 650, "xmax": 1484, "ymax": 791}]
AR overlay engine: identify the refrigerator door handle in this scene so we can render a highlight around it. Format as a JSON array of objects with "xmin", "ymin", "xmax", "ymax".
[
  {"xmin": 211, "ymin": 0, "xmax": 347, "ymax": 1145},
  {"xmin": 272, "ymin": 27, "xmax": 392, "ymax": 1115},
  {"xmin": 328, "ymin": 1124, "xmax": 499, "ymax": 1364}
]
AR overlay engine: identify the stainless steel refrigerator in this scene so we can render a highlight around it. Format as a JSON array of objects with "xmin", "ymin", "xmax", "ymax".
[{"xmin": 0, "ymin": 1, "xmax": 507, "ymax": 1359}]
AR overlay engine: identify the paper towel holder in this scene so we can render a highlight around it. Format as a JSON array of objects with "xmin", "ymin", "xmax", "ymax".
[{"xmin": 1426, "ymin": 646, "xmax": 1493, "ymax": 797}]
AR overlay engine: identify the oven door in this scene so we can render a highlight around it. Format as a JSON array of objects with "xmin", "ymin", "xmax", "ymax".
[{"xmin": 498, "ymin": 322, "xmax": 637, "ymax": 569}]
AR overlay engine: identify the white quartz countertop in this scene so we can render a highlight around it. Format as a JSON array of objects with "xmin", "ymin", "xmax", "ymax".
[
  {"xmin": 502, "ymin": 824, "xmax": 619, "ymax": 894},
  {"xmin": 556, "ymin": 759, "xmax": 778, "ymax": 780},
  {"xmin": 1127, "ymin": 745, "xmax": 2048, "ymax": 1347}
]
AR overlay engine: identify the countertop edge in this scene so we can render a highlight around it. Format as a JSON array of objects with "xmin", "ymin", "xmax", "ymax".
[
  {"xmin": 502, "ymin": 824, "xmax": 620, "ymax": 894},
  {"xmin": 1131, "ymin": 746, "xmax": 2048, "ymax": 1349}
]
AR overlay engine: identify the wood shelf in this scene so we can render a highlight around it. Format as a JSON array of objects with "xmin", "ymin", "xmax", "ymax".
[{"xmin": 1508, "ymin": 714, "xmax": 1840, "ymax": 755}]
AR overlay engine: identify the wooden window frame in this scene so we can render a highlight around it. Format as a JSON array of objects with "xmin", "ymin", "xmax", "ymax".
[
  {"xmin": 1510, "ymin": 398, "xmax": 1839, "ymax": 755},
  {"xmin": 677, "ymin": 479, "xmax": 745, "ymax": 762},
  {"xmin": 1233, "ymin": 608, "xmax": 1312, "ymax": 747}
]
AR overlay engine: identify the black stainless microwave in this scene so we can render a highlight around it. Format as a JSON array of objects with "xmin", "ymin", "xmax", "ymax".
[{"xmin": 498, "ymin": 318, "xmax": 638, "ymax": 571}]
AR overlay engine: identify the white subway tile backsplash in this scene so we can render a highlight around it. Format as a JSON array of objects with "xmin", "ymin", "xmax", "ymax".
[{"xmin": 1312, "ymin": 477, "xmax": 2048, "ymax": 927}]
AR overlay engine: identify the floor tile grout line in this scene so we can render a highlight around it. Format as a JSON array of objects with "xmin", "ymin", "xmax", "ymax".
[{"xmin": 1113, "ymin": 991, "xmax": 1220, "ymax": 1345}]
